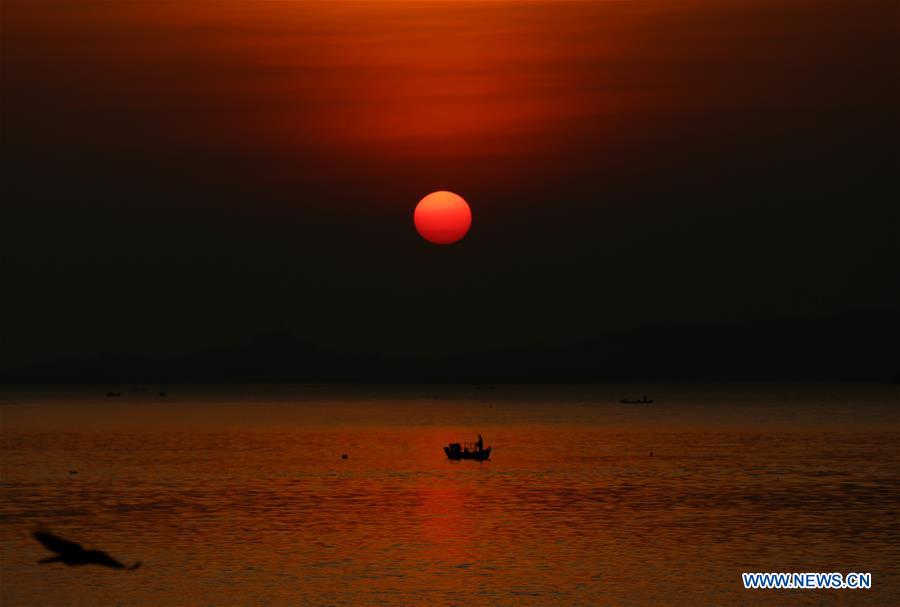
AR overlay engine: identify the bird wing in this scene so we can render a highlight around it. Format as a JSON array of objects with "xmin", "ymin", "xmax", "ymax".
[
  {"xmin": 85, "ymin": 550, "xmax": 126, "ymax": 569},
  {"xmin": 33, "ymin": 532, "xmax": 83, "ymax": 555}
]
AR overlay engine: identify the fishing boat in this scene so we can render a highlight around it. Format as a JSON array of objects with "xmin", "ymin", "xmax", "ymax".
[{"xmin": 444, "ymin": 441, "xmax": 491, "ymax": 461}]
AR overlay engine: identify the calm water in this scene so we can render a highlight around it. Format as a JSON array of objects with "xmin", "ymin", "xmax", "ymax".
[{"xmin": 1, "ymin": 384, "xmax": 898, "ymax": 606}]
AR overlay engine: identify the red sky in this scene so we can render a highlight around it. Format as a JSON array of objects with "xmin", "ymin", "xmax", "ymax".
[
  {"xmin": 2, "ymin": 1, "xmax": 898, "ymax": 361},
  {"xmin": 6, "ymin": 1, "xmax": 895, "ymax": 197}
]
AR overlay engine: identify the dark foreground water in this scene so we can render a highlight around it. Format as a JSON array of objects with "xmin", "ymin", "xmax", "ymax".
[{"xmin": 1, "ymin": 383, "xmax": 898, "ymax": 606}]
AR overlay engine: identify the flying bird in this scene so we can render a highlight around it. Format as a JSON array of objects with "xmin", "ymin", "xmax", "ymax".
[{"xmin": 33, "ymin": 531, "xmax": 141, "ymax": 570}]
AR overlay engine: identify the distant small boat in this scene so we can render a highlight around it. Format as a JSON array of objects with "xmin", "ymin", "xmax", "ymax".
[
  {"xmin": 444, "ymin": 442, "xmax": 491, "ymax": 461},
  {"xmin": 620, "ymin": 396, "xmax": 653, "ymax": 404},
  {"xmin": 105, "ymin": 392, "xmax": 121, "ymax": 397}
]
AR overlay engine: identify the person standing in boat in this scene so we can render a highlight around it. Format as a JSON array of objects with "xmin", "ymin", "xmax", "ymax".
[{"xmin": 476, "ymin": 434, "xmax": 484, "ymax": 453}]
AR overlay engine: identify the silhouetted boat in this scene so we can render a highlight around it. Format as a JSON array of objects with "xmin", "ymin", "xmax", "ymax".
[
  {"xmin": 620, "ymin": 397, "xmax": 653, "ymax": 404},
  {"xmin": 444, "ymin": 442, "xmax": 491, "ymax": 461}
]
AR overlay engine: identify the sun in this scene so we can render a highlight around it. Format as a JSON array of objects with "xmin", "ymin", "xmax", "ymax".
[{"xmin": 414, "ymin": 191, "xmax": 472, "ymax": 245}]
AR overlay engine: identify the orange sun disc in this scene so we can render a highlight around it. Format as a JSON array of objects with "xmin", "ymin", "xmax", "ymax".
[{"xmin": 414, "ymin": 191, "xmax": 472, "ymax": 245}]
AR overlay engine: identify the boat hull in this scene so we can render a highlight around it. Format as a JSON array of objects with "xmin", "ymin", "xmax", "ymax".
[{"xmin": 444, "ymin": 446, "xmax": 491, "ymax": 461}]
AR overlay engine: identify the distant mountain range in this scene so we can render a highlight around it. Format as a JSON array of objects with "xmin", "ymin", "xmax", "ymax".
[{"xmin": 3, "ymin": 310, "xmax": 898, "ymax": 384}]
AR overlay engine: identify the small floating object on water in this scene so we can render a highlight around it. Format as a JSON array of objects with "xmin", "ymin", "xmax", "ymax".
[
  {"xmin": 444, "ymin": 435, "xmax": 491, "ymax": 461},
  {"xmin": 105, "ymin": 392, "xmax": 121, "ymax": 397},
  {"xmin": 649, "ymin": 451, "xmax": 653, "ymax": 457},
  {"xmin": 68, "ymin": 470, "xmax": 78, "ymax": 475},
  {"xmin": 341, "ymin": 453, "xmax": 348, "ymax": 459},
  {"xmin": 620, "ymin": 395, "xmax": 653, "ymax": 404},
  {"xmin": 159, "ymin": 391, "xmax": 167, "ymax": 397}
]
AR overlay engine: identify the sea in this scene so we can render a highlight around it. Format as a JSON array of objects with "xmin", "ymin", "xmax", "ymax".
[{"xmin": 1, "ymin": 383, "xmax": 898, "ymax": 606}]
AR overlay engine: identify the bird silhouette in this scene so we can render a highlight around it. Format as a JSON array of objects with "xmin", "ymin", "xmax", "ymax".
[{"xmin": 33, "ymin": 531, "xmax": 141, "ymax": 570}]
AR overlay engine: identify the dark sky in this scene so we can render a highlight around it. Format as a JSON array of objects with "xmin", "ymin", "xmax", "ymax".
[{"xmin": 3, "ymin": 0, "xmax": 898, "ymax": 366}]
